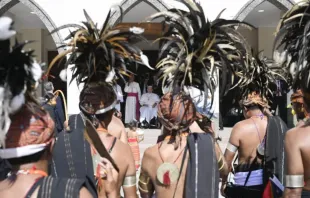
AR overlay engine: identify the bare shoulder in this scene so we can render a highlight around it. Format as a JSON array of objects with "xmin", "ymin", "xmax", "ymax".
[
  {"xmin": 143, "ymin": 145, "xmax": 158, "ymax": 161},
  {"xmin": 286, "ymin": 125, "xmax": 310, "ymax": 146},
  {"xmin": 79, "ymin": 187, "xmax": 93, "ymax": 198},
  {"xmin": 231, "ymin": 120, "xmax": 249, "ymax": 134},
  {"xmin": 114, "ymin": 139, "xmax": 131, "ymax": 153},
  {"xmin": 113, "ymin": 115, "xmax": 124, "ymax": 127}
]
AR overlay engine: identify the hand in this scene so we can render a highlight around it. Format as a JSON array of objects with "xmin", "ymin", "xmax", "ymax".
[
  {"xmin": 220, "ymin": 182, "xmax": 227, "ymax": 197},
  {"xmin": 143, "ymin": 104, "xmax": 149, "ymax": 107},
  {"xmin": 64, "ymin": 120, "xmax": 70, "ymax": 132},
  {"xmin": 98, "ymin": 158, "xmax": 119, "ymax": 196},
  {"xmin": 152, "ymin": 103, "xmax": 157, "ymax": 108}
]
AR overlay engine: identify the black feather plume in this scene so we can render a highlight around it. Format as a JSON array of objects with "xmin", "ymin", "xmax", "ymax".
[{"xmin": 47, "ymin": 8, "xmax": 152, "ymax": 86}]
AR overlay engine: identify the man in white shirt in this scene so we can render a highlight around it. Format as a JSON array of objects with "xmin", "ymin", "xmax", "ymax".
[{"xmin": 140, "ymin": 86, "xmax": 160, "ymax": 126}]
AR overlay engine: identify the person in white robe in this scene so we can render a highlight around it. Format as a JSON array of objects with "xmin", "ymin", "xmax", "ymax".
[
  {"xmin": 140, "ymin": 86, "xmax": 160, "ymax": 124},
  {"xmin": 114, "ymin": 84, "xmax": 123, "ymax": 112},
  {"xmin": 124, "ymin": 74, "xmax": 141, "ymax": 123}
]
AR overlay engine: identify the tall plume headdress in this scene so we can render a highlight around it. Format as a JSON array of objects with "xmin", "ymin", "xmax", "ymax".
[
  {"xmin": 46, "ymin": 9, "xmax": 153, "ymax": 87},
  {"xmin": 239, "ymin": 53, "xmax": 286, "ymax": 115},
  {"xmin": 273, "ymin": 1, "xmax": 310, "ymax": 91},
  {"xmin": 146, "ymin": 0, "xmax": 252, "ymax": 118},
  {"xmin": 0, "ymin": 17, "xmax": 43, "ymax": 148}
]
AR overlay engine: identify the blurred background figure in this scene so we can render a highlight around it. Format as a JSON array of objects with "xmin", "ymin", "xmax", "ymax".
[
  {"xmin": 127, "ymin": 120, "xmax": 143, "ymax": 171},
  {"xmin": 114, "ymin": 83, "xmax": 124, "ymax": 118},
  {"xmin": 124, "ymin": 74, "xmax": 141, "ymax": 124},
  {"xmin": 42, "ymin": 81, "xmax": 65, "ymax": 134},
  {"xmin": 271, "ymin": 79, "xmax": 289, "ymax": 124},
  {"xmin": 140, "ymin": 85, "xmax": 160, "ymax": 128}
]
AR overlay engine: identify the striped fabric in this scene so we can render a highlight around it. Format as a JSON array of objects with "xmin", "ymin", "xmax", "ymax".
[{"xmin": 128, "ymin": 137, "xmax": 140, "ymax": 170}]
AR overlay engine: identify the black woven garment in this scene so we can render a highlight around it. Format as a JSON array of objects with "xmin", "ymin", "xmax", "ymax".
[
  {"xmin": 51, "ymin": 114, "xmax": 97, "ymax": 198},
  {"xmin": 185, "ymin": 133, "xmax": 219, "ymax": 198}
]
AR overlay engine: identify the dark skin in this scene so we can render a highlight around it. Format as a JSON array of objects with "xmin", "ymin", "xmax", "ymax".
[
  {"xmin": 284, "ymin": 104, "xmax": 310, "ymax": 197},
  {"xmin": 97, "ymin": 110, "xmax": 137, "ymax": 198},
  {"xmin": 221, "ymin": 107, "xmax": 267, "ymax": 196}
]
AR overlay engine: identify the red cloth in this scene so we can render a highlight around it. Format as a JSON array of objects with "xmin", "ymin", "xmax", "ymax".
[{"xmin": 127, "ymin": 92, "xmax": 140, "ymax": 120}]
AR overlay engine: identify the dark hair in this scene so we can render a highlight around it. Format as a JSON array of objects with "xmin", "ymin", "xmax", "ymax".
[
  {"xmin": 79, "ymin": 83, "xmax": 116, "ymax": 114},
  {"xmin": 128, "ymin": 120, "xmax": 138, "ymax": 130}
]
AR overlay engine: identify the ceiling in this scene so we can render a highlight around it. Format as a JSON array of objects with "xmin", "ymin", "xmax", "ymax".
[
  {"xmin": 4, "ymin": 3, "xmax": 47, "ymax": 30},
  {"xmin": 244, "ymin": 1, "xmax": 283, "ymax": 27}
]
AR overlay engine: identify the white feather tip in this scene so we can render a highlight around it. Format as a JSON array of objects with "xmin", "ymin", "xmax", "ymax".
[{"xmin": 59, "ymin": 69, "xmax": 67, "ymax": 82}]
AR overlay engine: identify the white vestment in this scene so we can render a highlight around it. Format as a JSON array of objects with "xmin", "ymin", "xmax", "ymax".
[
  {"xmin": 140, "ymin": 93, "xmax": 160, "ymax": 123},
  {"xmin": 124, "ymin": 82, "xmax": 141, "ymax": 123},
  {"xmin": 114, "ymin": 84, "xmax": 123, "ymax": 112}
]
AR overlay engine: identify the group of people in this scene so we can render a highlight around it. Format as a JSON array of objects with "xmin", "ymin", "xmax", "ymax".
[
  {"xmin": 116, "ymin": 74, "xmax": 160, "ymax": 128},
  {"xmin": 1, "ymin": 1, "xmax": 310, "ymax": 198}
]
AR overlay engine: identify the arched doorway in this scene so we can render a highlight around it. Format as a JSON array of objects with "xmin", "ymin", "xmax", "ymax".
[
  {"xmin": 0, "ymin": 0, "xmax": 63, "ymax": 52},
  {"xmin": 0, "ymin": 0, "xmax": 65, "ymax": 99},
  {"xmin": 234, "ymin": 0, "xmax": 294, "ymax": 21}
]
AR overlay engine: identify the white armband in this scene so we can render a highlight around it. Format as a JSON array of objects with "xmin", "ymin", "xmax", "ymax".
[
  {"xmin": 285, "ymin": 175, "xmax": 304, "ymax": 188},
  {"xmin": 226, "ymin": 142, "xmax": 238, "ymax": 153}
]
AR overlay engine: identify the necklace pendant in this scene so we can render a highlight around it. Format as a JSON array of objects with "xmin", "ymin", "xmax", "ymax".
[{"xmin": 156, "ymin": 163, "xmax": 179, "ymax": 186}]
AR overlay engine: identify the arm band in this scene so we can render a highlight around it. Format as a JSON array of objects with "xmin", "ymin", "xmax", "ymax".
[
  {"xmin": 123, "ymin": 176, "xmax": 136, "ymax": 188},
  {"xmin": 139, "ymin": 173, "xmax": 153, "ymax": 193},
  {"xmin": 285, "ymin": 175, "xmax": 304, "ymax": 188},
  {"xmin": 226, "ymin": 142, "xmax": 238, "ymax": 153}
]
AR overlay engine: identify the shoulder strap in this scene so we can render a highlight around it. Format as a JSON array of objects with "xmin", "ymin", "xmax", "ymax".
[
  {"xmin": 25, "ymin": 177, "xmax": 45, "ymax": 198},
  {"xmin": 109, "ymin": 137, "xmax": 117, "ymax": 153},
  {"xmin": 243, "ymin": 156, "xmax": 258, "ymax": 186}
]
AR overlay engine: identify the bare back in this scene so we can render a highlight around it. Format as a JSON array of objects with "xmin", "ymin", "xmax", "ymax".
[
  {"xmin": 99, "ymin": 134, "xmax": 136, "ymax": 197},
  {"xmin": 231, "ymin": 117, "xmax": 267, "ymax": 165},
  {"xmin": 285, "ymin": 125, "xmax": 310, "ymax": 191},
  {"xmin": 141, "ymin": 137, "xmax": 188, "ymax": 198},
  {"xmin": 107, "ymin": 115, "xmax": 128, "ymax": 143}
]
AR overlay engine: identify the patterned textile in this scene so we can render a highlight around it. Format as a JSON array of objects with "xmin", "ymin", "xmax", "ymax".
[
  {"xmin": 6, "ymin": 106, "xmax": 54, "ymax": 148},
  {"xmin": 128, "ymin": 137, "xmax": 140, "ymax": 170},
  {"xmin": 157, "ymin": 93, "xmax": 197, "ymax": 133}
]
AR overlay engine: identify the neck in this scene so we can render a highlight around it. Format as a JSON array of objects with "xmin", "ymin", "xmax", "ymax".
[
  {"xmin": 13, "ymin": 160, "xmax": 48, "ymax": 173},
  {"xmin": 247, "ymin": 109, "xmax": 264, "ymax": 118}
]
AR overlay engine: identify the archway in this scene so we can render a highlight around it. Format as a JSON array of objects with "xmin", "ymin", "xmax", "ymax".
[
  {"xmin": 234, "ymin": 0, "xmax": 294, "ymax": 21},
  {"xmin": 0, "ymin": 0, "xmax": 63, "ymax": 52},
  {"xmin": 110, "ymin": 0, "xmax": 169, "ymax": 25}
]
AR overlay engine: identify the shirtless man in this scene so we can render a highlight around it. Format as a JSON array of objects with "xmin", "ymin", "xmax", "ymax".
[
  {"xmin": 79, "ymin": 84, "xmax": 137, "ymax": 198},
  {"xmin": 108, "ymin": 115, "xmax": 128, "ymax": 143},
  {"xmin": 221, "ymin": 94, "xmax": 268, "ymax": 197},
  {"xmin": 139, "ymin": 93, "xmax": 219, "ymax": 198}
]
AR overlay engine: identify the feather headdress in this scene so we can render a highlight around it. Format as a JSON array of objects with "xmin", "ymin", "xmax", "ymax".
[
  {"xmin": 147, "ymin": 0, "xmax": 252, "ymax": 117},
  {"xmin": 0, "ymin": 17, "xmax": 43, "ymax": 148},
  {"xmin": 240, "ymin": 54, "xmax": 286, "ymax": 111},
  {"xmin": 274, "ymin": 0, "xmax": 310, "ymax": 91},
  {"xmin": 46, "ymin": 9, "xmax": 153, "ymax": 86}
]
